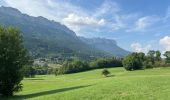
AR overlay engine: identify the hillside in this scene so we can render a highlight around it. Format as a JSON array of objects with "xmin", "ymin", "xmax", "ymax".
[
  {"xmin": 0, "ymin": 6, "xmax": 129, "ymax": 58},
  {"xmin": 0, "ymin": 6, "xmax": 106, "ymax": 58},
  {"xmin": 80, "ymin": 37, "xmax": 130, "ymax": 57},
  {"xmin": 2, "ymin": 67, "xmax": 170, "ymax": 100}
]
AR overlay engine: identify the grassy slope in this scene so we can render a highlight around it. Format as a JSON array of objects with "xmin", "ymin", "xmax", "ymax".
[{"xmin": 2, "ymin": 67, "xmax": 170, "ymax": 100}]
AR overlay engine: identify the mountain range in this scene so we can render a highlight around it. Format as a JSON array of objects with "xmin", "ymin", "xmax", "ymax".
[
  {"xmin": 0, "ymin": 6, "xmax": 129, "ymax": 59},
  {"xmin": 80, "ymin": 37, "xmax": 129, "ymax": 57}
]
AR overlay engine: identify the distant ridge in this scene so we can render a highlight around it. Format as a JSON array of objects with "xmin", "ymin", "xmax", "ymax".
[
  {"xmin": 80, "ymin": 37, "xmax": 130, "ymax": 57},
  {"xmin": 0, "ymin": 6, "xmax": 129, "ymax": 58}
]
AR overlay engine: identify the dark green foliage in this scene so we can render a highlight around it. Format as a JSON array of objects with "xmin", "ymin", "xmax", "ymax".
[
  {"xmin": 90, "ymin": 57, "xmax": 122, "ymax": 68},
  {"xmin": 55, "ymin": 57, "xmax": 122, "ymax": 75},
  {"xmin": 123, "ymin": 52, "xmax": 145, "ymax": 71},
  {"xmin": 147, "ymin": 50, "xmax": 156, "ymax": 64},
  {"xmin": 143, "ymin": 60, "xmax": 153, "ymax": 68},
  {"xmin": 0, "ymin": 26, "xmax": 30, "ymax": 96},
  {"xmin": 69, "ymin": 60, "xmax": 89, "ymax": 73},
  {"xmin": 55, "ymin": 60, "xmax": 90, "ymax": 75},
  {"xmin": 123, "ymin": 50, "xmax": 170, "ymax": 70},
  {"xmin": 102, "ymin": 68, "xmax": 110, "ymax": 77},
  {"xmin": 164, "ymin": 51, "xmax": 170, "ymax": 63},
  {"xmin": 155, "ymin": 51, "xmax": 161, "ymax": 61},
  {"xmin": 90, "ymin": 58, "xmax": 107, "ymax": 68},
  {"xmin": 144, "ymin": 50, "xmax": 162, "ymax": 68}
]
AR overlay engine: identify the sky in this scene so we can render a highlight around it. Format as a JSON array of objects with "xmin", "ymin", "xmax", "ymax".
[{"xmin": 0, "ymin": 0, "xmax": 170, "ymax": 54}]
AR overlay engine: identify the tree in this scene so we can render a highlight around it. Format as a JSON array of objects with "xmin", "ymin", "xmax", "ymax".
[
  {"xmin": 0, "ymin": 26, "xmax": 30, "ymax": 96},
  {"xmin": 90, "ymin": 57, "xmax": 122, "ymax": 69},
  {"xmin": 147, "ymin": 50, "xmax": 156, "ymax": 64},
  {"xmin": 123, "ymin": 52, "xmax": 144, "ymax": 71},
  {"xmin": 92, "ymin": 58, "xmax": 108, "ymax": 68},
  {"xmin": 56, "ymin": 59, "xmax": 90, "ymax": 75},
  {"xmin": 164, "ymin": 51, "xmax": 170, "ymax": 63},
  {"xmin": 155, "ymin": 50, "xmax": 161, "ymax": 61},
  {"xmin": 102, "ymin": 68, "xmax": 110, "ymax": 77}
]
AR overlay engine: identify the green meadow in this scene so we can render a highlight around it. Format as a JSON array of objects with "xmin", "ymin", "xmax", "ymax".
[{"xmin": 2, "ymin": 67, "xmax": 170, "ymax": 100}]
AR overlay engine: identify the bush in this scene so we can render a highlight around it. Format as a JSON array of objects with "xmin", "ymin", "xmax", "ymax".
[
  {"xmin": 102, "ymin": 69, "xmax": 110, "ymax": 77},
  {"xmin": 0, "ymin": 26, "xmax": 30, "ymax": 96}
]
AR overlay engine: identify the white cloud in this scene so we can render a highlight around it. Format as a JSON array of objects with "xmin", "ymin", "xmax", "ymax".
[
  {"xmin": 160, "ymin": 36, "xmax": 170, "ymax": 51},
  {"xmin": 94, "ymin": 1, "xmax": 120, "ymax": 18},
  {"xmin": 93, "ymin": 0, "xmax": 128, "ymax": 31},
  {"xmin": 131, "ymin": 42, "xmax": 151, "ymax": 53},
  {"xmin": 63, "ymin": 13, "xmax": 105, "ymax": 27},
  {"xmin": 62, "ymin": 13, "xmax": 106, "ymax": 34},
  {"xmin": 127, "ymin": 16, "xmax": 160, "ymax": 32},
  {"xmin": 112, "ymin": 15, "xmax": 126, "ymax": 31},
  {"xmin": 135, "ymin": 17, "xmax": 151, "ymax": 30}
]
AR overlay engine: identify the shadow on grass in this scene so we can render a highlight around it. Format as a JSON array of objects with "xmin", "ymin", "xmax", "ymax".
[
  {"xmin": 108, "ymin": 74, "xmax": 115, "ymax": 77},
  {"xmin": 2, "ymin": 85, "xmax": 92, "ymax": 100},
  {"xmin": 24, "ymin": 78, "xmax": 44, "ymax": 80}
]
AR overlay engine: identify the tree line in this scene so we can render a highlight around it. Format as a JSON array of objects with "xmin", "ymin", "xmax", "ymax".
[
  {"xmin": 123, "ymin": 50, "xmax": 170, "ymax": 71},
  {"xmin": 55, "ymin": 57, "xmax": 122, "ymax": 75}
]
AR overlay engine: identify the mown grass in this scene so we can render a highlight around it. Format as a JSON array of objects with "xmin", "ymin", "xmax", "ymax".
[{"xmin": 2, "ymin": 67, "xmax": 170, "ymax": 100}]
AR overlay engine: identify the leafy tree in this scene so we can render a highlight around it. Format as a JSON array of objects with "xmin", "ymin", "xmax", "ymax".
[
  {"xmin": 138, "ymin": 52, "xmax": 145, "ymax": 61},
  {"xmin": 90, "ymin": 57, "xmax": 122, "ymax": 68},
  {"xmin": 164, "ymin": 51, "xmax": 170, "ymax": 63},
  {"xmin": 144, "ymin": 50, "xmax": 162, "ymax": 68},
  {"xmin": 90, "ymin": 58, "xmax": 109, "ymax": 68},
  {"xmin": 155, "ymin": 50, "xmax": 161, "ymax": 61},
  {"xmin": 102, "ymin": 68, "xmax": 110, "ymax": 77},
  {"xmin": 147, "ymin": 50, "xmax": 156, "ymax": 64},
  {"xmin": 56, "ymin": 60, "xmax": 90, "ymax": 75},
  {"xmin": 0, "ymin": 26, "xmax": 30, "ymax": 96},
  {"xmin": 123, "ymin": 52, "xmax": 144, "ymax": 71}
]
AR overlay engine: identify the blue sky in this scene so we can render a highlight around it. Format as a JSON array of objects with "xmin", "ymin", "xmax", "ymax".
[{"xmin": 0, "ymin": 0, "xmax": 170, "ymax": 53}]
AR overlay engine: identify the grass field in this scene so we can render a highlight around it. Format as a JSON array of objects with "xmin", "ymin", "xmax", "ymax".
[{"xmin": 2, "ymin": 67, "xmax": 170, "ymax": 100}]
